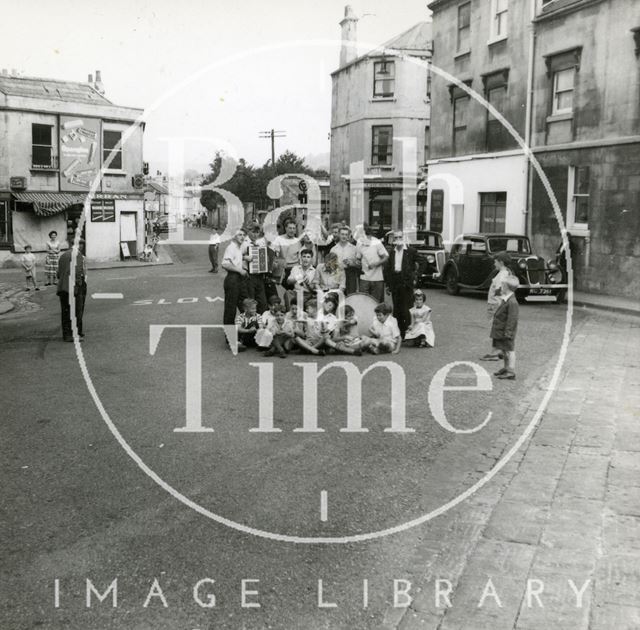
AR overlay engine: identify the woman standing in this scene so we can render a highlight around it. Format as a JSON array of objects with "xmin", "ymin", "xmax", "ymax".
[{"xmin": 44, "ymin": 230, "xmax": 61, "ymax": 286}]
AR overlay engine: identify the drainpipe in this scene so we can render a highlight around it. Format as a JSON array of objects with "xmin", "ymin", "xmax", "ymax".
[{"xmin": 523, "ymin": 0, "xmax": 536, "ymax": 238}]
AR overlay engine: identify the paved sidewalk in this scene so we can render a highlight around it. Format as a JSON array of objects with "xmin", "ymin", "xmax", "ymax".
[
  {"xmin": 385, "ymin": 312, "xmax": 640, "ymax": 630},
  {"xmin": 573, "ymin": 291, "xmax": 640, "ymax": 318}
]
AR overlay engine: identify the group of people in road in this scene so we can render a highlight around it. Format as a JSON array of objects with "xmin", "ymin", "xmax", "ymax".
[
  {"xmin": 19, "ymin": 229, "xmax": 88, "ymax": 343},
  {"xmin": 219, "ymin": 218, "xmax": 436, "ymax": 355}
]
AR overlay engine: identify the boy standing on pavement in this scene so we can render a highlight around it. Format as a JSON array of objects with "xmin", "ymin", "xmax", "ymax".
[
  {"xmin": 208, "ymin": 227, "xmax": 220, "ymax": 273},
  {"xmin": 491, "ymin": 276, "xmax": 520, "ymax": 380},
  {"xmin": 221, "ymin": 228, "xmax": 249, "ymax": 328},
  {"xmin": 356, "ymin": 223, "xmax": 388, "ymax": 303}
]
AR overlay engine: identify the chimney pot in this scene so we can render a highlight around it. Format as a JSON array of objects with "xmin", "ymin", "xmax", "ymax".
[
  {"xmin": 88, "ymin": 73, "xmax": 93, "ymax": 83},
  {"xmin": 339, "ymin": 6, "xmax": 358, "ymax": 68},
  {"xmin": 94, "ymin": 69, "xmax": 105, "ymax": 95}
]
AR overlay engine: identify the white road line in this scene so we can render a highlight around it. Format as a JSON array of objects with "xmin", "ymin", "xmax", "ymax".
[
  {"xmin": 320, "ymin": 490, "xmax": 328, "ymax": 522},
  {"xmin": 91, "ymin": 293, "xmax": 124, "ymax": 299}
]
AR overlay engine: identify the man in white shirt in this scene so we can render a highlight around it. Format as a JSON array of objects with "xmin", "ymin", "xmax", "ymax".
[
  {"xmin": 356, "ymin": 223, "xmax": 389, "ymax": 303},
  {"xmin": 330, "ymin": 226, "xmax": 358, "ymax": 295},
  {"xmin": 222, "ymin": 228, "xmax": 249, "ymax": 326},
  {"xmin": 271, "ymin": 218, "xmax": 301, "ymax": 287}
]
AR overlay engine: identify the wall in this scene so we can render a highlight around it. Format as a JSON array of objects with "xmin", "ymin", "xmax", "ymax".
[
  {"xmin": 531, "ymin": 143, "xmax": 640, "ymax": 298},
  {"xmin": 11, "ymin": 211, "xmax": 67, "ymax": 252},
  {"xmin": 86, "ymin": 198, "xmax": 144, "ymax": 261},
  {"xmin": 427, "ymin": 153, "xmax": 528, "ymax": 244},
  {"xmin": 429, "ymin": 0, "xmax": 530, "ymax": 159}
]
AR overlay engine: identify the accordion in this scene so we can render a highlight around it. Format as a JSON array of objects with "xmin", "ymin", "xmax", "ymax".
[{"xmin": 249, "ymin": 246, "xmax": 269, "ymax": 274}]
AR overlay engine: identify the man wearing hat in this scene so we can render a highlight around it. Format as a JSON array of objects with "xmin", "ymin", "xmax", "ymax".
[{"xmin": 57, "ymin": 238, "xmax": 87, "ymax": 342}]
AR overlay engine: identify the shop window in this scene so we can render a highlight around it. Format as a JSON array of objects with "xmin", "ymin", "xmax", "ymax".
[
  {"xmin": 458, "ymin": 2, "xmax": 471, "ymax": 52},
  {"xmin": 373, "ymin": 61, "xmax": 395, "ymax": 98},
  {"xmin": 32, "ymin": 124, "xmax": 54, "ymax": 168},
  {"xmin": 371, "ymin": 125, "xmax": 393, "ymax": 166},
  {"xmin": 568, "ymin": 166, "xmax": 589, "ymax": 230},
  {"xmin": 490, "ymin": 0, "xmax": 508, "ymax": 41},
  {"xmin": 0, "ymin": 200, "xmax": 11, "ymax": 245},
  {"xmin": 479, "ymin": 192, "xmax": 507, "ymax": 233},
  {"xmin": 103, "ymin": 129, "xmax": 123, "ymax": 170}
]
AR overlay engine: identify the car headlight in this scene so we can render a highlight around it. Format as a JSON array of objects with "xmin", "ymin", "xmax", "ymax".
[
  {"xmin": 426, "ymin": 255, "xmax": 435, "ymax": 263},
  {"xmin": 548, "ymin": 261, "xmax": 558, "ymax": 270},
  {"xmin": 518, "ymin": 260, "xmax": 527, "ymax": 269}
]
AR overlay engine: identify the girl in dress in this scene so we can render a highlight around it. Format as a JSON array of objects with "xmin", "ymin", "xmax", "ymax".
[
  {"xmin": 404, "ymin": 289, "xmax": 435, "ymax": 348},
  {"xmin": 44, "ymin": 230, "xmax": 61, "ymax": 286}
]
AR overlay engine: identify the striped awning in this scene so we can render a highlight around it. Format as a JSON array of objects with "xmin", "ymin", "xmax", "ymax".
[{"xmin": 13, "ymin": 192, "xmax": 86, "ymax": 217}]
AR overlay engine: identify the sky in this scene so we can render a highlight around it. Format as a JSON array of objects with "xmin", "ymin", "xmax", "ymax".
[{"xmin": 1, "ymin": 0, "xmax": 431, "ymax": 175}]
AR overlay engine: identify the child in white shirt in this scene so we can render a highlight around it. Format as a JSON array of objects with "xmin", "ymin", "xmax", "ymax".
[
  {"xmin": 21, "ymin": 245, "xmax": 39, "ymax": 291},
  {"xmin": 363, "ymin": 303, "xmax": 401, "ymax": 354}
]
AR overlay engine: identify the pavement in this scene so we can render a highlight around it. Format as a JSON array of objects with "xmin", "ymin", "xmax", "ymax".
[{"xmin": 1, "ymin": 230, "xmax": 639, "ymax": 629}]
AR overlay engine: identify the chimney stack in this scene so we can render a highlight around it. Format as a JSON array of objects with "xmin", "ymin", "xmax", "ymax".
[
  {"xmin": 339, "ymin": 5, "xmax": 358, "ymax": 68},
  {"xmin": 88, "ymin": 73, "xmax": 93, "ymax": 84},
  {"xmin": 94, "ymin": 69, "xmax": 105, "ymax": 95}
]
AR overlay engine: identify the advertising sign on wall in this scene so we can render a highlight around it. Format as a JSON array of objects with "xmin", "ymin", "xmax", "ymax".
[{"xmin": 59, "ymin": 116, "xmax": 101, "ymax": 191}]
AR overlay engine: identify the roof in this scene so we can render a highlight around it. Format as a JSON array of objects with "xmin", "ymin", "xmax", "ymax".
[
  {"xmin": 460, "ymin": 233, "xmax": 529, "ymax": 239},
  {"xmin": 0, "ymin": 75, "xmax": 112, "ymax": 105},
  {"xmin": 332, "ymin": 21, "xmax": 432, "ymax": 75},
  {"xmin": 146, "ymin": 181, "xmax": 169, "ymax": 195}
]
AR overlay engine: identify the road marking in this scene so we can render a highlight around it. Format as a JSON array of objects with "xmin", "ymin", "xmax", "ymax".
[
  {"xmin": 320, "ymin": 490, "xmax": 328, "ymax": 522},
  {"xmin": 92, "ymin": 293, "xmax": 124, "ymax": 299}
]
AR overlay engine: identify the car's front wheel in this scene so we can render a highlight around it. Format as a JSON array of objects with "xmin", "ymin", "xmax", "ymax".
[{"xmin": 445, "ymin": 268, "xmax": 460, "ymax": 295}]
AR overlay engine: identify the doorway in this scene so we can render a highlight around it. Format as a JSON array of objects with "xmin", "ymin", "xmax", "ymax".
[{"xmin": 120, "ymin": 212, "xmax": 138, "ymax": 258}]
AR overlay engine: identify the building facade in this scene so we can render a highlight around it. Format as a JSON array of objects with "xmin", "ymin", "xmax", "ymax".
[
  {"xmin": 529, "ymin": 0, "xmax": 640, "ymax": 298},
  {"xmin": 426, "ymin": 0, "xmax": 532, "ymax": 244},
  {"xmin": 0, "ymin": 72, "xmax": 145, "ymax": 263},
  {"xmin": 330, "ymin": 6, "xmax": 433, "ymax": 232},
  {"xmin": 427, "ymin": 0, "xmax": 640, "ymax": 298}
]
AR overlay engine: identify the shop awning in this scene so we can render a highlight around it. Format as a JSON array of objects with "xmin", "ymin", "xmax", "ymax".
[{"xmin": 13, "ymin": 192, "xmax": 86, "ymax": 217}]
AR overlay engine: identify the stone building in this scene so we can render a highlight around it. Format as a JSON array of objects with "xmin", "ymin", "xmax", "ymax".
[
  {"xmin": 0, "ymin": 71, "xmax": 145, "ymax": 263},
  {"xmin": 330, "ymin": 6, "xmax": 433, "ymax": 231},
  {"xmin": 426, "ymin": 0, "xmax": 640, "ymax": 298}
]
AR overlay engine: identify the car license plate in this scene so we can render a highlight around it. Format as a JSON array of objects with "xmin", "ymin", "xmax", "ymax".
[{"xmin": 530, "ymin": 287, "xmax": 552, "ymax": 295}]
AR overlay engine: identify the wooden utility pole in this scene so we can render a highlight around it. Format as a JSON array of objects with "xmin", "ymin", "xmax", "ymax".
[{"xmin": 258, "ymin": 129, "xmax": 286, "ymax": 172}]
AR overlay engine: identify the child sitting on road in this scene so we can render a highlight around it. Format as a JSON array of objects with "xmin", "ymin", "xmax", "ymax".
[
  {"xmin": 404, "ymin": 289, "xmax": 435, "ymax": 348},
  {"xmin": 491, "ymin": 276, "xmax": 520, "ymax": 380},
  {"xmin": 325, "ymin": 304, "xmax": 363, "ymax": 356},
  {"xmin": 261, "ymin": 295, "xmax": 282, "ymax": 328},
  {"xmin": 294, "ymin": 299, "xmax": 328, "ymax": 355},
  {"xmin": 21, "ymin": 245, "xmax": 39, "ymax": 291},
  {"xmin": 363, "ymin": 303, "xmax": 401, "ymax": 354},
  {"xmin": 235, "ymin": 298, "xmax": 261, "ymax": 347},
  {"xmin": 265, "ymin": 305, "xmax": 295, "ymax": 358}
]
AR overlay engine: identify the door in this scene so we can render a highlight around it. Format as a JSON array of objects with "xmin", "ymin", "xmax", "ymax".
[
  {"xmin": 369, "ymin": 195, "xmax": 393, "ymax": 233},
  {"xmin": 120, "ymin": 212, "xmax": 138, "ymax": 257}
]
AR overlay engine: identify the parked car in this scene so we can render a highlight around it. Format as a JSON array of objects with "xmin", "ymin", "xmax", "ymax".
[
  {"xmin": 384, "ymin": 230, "xmax": 446, "ymax": 286},
  {"xmin": 442, "ymin": 233, "xmax": 564, "ymax": 302}
]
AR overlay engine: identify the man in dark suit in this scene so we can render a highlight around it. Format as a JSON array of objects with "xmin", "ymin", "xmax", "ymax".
[
  {"xmin": 384, "ymin": 231, "xmax": 418, "ymax": 338},
  {"xmin": 57, "ymin": 238, "xmax": 87, "ymax": 342}
]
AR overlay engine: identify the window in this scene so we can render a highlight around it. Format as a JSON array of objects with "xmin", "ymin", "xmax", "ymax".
[
  {"xmin": 430, "ymin": 189, "xmax": 444, "ymax": 233},
  {"xmin": 552, "ymin": 67, "xmax": 575, "ymax": 114},
  {"xmin": 479, "ymin": 192, "xmax": 507, "ymax": 233},
  {"xmin": 453, "ymin": 95, "xmax": 469, "ymax": 154},
  {"xmin": 458, "ymin": 3, "xmax": 471, "ymax": 52},
  {"xmin": 483, "ymin": 70, "xmax": 511, "ymax": 151},
  {"xmin": 373, "ymin": 61, "xmax": 395, "ymax": 98},
  {"xmin": 426, "ymin": 69, "xmax": 432, "ymax": 101},
  {"xmin": 103, "ymin": 129, "xmax": 123, "ymax": 170},
  {"xmin": 32, "ymin": 124, "xmax": 53, "ymax": 168},
  {"xmin": 371, "ymin": 125, "xmax": 393, "ymax": 166},
  {"xmin": 423, "ymin": 126, "xmax": 430, "ymax": 164},
  {"xmin": 568, "ymin": 166, "xmax": 589, "ymax": 228},
  {"xmin": 490, "ymin": 0, "xmax": 508, "ymax": 40},
  {"xmin": 0, "ymin": 200, "xmax": 10, "ymax": 245}
]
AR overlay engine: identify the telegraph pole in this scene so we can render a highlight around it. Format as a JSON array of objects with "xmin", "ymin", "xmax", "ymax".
[{"xmin": 258, "ymin": 129, "xmax": 286, "ymax": 173}]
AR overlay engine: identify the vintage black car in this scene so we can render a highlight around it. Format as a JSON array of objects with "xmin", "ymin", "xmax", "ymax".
[
  {"xmin": 442, "ymin": 233, "xmax": 564, "ymax": 301},
  {"xmin": 384, "ymin": 230, "xmax": 446, "ymax": 287}
]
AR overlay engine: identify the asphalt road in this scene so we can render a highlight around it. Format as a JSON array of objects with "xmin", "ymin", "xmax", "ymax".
[{"xmin": 1, "ymin": 230, "xmax": 583, "ymax": 629}]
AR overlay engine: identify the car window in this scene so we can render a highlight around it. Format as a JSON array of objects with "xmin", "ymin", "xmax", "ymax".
[
  {"xmin": 488, "ymin": 237, "xmax": 531, "ymax": 254},
  {"xmin": 468, "ymin": 240, "xmax": 487, "ymax": 255},
  {"xmin": 425, "ymin": 234, "xmax": 441, "ymax": 248}
]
